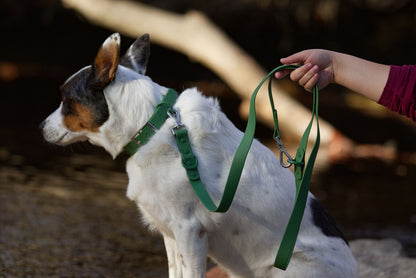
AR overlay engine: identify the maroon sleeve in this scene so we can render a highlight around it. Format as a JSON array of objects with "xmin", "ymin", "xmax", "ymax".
[{"xmin": 378, "ymin": 65, "xmax": 416, "ymax": 121}]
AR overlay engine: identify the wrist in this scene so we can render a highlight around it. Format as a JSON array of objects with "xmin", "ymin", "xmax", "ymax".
[{"xmin": 329, "ymin": 50, "xmax": 342, "ymax": 86}]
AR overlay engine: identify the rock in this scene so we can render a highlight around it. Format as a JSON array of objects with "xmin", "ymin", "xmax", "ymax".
[{"xmin": 350, "ymin": 238, "xmax": 416, "ymax": 278}]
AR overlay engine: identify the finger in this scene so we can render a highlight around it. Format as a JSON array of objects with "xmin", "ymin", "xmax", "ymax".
[
  {"xmin": 274, "ymin": 69, "xmax": 291, "ymax": 79},
  {"xmin": 280, "ymin": 50, "xmax": 309, "ymax": 65},
  {"xmin": 298, "ymin": 65, "xmax": 319, "ymax": 87},
  {"xmin": 289, "ymin": 63, "xmax": 313, "ymax": 82},
  {"xmin": 304, "ymin": 73, "xmax": 319, "ymax": 92}
]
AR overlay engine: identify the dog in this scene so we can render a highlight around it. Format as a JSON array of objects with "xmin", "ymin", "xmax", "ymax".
[{"xmin": 41, "ymin": 33, "xmax": 358, "ymax": 277}]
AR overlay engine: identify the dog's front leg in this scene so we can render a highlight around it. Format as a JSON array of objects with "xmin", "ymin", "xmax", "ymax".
[
  {"xmin": 173, "ymin": 222, "xmax": 208, "ymax": 278},
  {"xmin": 163, "ymin": 234, "xmax": 183, "ymax": 278}
]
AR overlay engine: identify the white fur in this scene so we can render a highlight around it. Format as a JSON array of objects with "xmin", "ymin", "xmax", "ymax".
[
  {"xmin": 42, "ymin": 66, "xmax": 358, "ymax": 277},
  {"xmin": 103, "ymin": 33, "xmax": 120, "ymax": 48}
]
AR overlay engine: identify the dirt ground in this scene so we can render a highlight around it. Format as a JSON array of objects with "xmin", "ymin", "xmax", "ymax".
[
  {"xmin": 0, "ymin": 149, "xmax": 168, "ymax": 277},
  {"xmin": 1, "ymin": 141, "xmax": 416, "ymax": 277}
]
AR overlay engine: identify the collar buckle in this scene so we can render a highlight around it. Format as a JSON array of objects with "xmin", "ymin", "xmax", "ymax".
[{"xmin": 130, "ymin": 122, "xmax": 159, "ymax": 147}]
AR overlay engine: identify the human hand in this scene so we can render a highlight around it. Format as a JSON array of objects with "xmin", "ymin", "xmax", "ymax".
[{"xmin": 274, "ymin": 49, "xmax": 335, "ymax": 92}]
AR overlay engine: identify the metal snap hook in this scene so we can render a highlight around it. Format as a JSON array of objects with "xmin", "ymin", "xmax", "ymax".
[
  {"xmin": 275, "ymin": 136, "xmax": 293, "ymax": 168},
  {"xmin": 167, "ymin": 108, "xmax": 185, "ymax": 135},
  {"xmin": 279, "ymin": 148, "xmax": 293, "ymax": 168}
]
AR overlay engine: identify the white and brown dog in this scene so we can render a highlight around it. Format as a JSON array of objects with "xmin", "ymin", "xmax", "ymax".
[{"xmin": 41, "ymin": 33, "xmax": 358, "ymax": 277}]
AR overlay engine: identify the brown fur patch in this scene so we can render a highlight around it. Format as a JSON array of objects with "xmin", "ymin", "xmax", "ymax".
[
  {"xmin": 94, "ymin": 38, "xmax": 119, "ymax": 85},
  {"xmin": 63, "ymin": 102, "xmax": 100, "ymax": 132}
]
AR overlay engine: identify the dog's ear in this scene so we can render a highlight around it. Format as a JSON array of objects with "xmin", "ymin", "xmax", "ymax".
[
  {"xmin": 92, "ymin": 33, "xmax": 120, "ymax": 88},
  {"xmin": 120, "ymin": 33, "xmax": 150, "ymax": 75}
]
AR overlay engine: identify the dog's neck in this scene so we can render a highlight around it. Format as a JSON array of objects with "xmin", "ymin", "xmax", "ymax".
[
  {"xmin": 124, "ymin": 88, "xmax": 178, "ymax": 155},
  {"xmin": 91, "ymin": 66, "xmax": 169, "ymax": 158}
]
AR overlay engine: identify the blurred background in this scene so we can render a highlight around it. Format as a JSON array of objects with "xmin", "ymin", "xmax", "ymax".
[{"xmin": 1, "ymin": 0, "xmax": 415, "ymax": 276}]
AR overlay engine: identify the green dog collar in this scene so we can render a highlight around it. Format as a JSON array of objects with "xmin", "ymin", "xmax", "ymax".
[{"xmin": 124, "ymin": 88, "xmax": 178, "ymax": 155}]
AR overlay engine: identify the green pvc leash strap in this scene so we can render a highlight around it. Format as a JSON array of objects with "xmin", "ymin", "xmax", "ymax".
[
  {"xmin": 173, "ymin": 64, "xmax": 320, "ymax": 270},
  {"xmin": 273, "ymin": 66, "xmax": 320, "ymax": 270}
]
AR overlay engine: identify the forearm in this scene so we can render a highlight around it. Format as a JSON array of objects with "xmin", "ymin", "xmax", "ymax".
[{"xmin": 331, "ymin": 51, "xmax": 390, "ymax": 101}]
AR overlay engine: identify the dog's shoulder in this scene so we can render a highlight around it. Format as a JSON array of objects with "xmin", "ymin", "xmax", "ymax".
[
  {"xmin": 174, "ymin": 88, "xmax": 224, "ymax": 134},
  {"xmin": 175, "ymin": 88, "xmax": 221, "ymax": 117}
]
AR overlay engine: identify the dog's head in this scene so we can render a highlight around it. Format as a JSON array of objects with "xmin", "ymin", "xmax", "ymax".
[{"xmin": 41, "ymin": 33, "xmax": 154, "ymax": 157}]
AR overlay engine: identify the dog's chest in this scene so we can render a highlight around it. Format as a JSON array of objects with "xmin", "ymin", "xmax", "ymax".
[{"xmin": 125, "ymin": 153, "xmax": 199, "ymax": 233}]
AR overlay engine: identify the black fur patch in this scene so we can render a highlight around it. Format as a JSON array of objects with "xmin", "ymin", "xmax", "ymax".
[
  {"xmin": 60, "ymin": 67, "xmax": 109, "ymax": 129},
  {"xmin": 119, "ymin": 34, "xmax": 150, "ymax": 74},
  {"xmin": 310, "ymin": 198, "xmax": 348, "ymax": 245}
]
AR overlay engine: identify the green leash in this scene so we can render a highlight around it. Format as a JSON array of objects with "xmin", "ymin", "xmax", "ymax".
[
  {"xmin": 172, "ymin": 64, "xmax": 320, "ymax": 270},
  {"xmin": 125, "ymin": 65, "xmax": 320, "ymax": 270}
]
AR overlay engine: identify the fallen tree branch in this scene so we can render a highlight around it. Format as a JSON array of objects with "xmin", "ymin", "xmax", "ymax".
[{"xmin": 61, "ymin": 0, "xmax": 339, "ymax": 147}]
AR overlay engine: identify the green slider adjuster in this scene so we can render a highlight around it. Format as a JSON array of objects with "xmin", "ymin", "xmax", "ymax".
[
  {"xmin": 124, "ymin": 88, "xmax": 178, "ymax": 155},
  {"xmin": 174, "ymin": 128, "xmax": 201, "ymax": 181}
]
